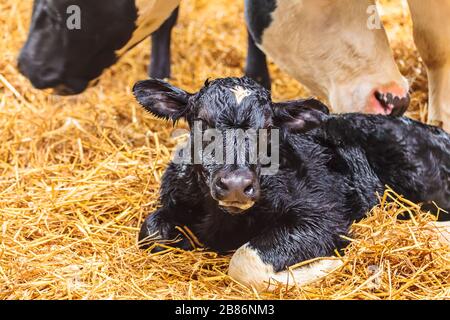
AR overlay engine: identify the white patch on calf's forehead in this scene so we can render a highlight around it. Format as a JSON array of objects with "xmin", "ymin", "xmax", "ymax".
[{"xmin": 230, "ymin": 86, "xmax": 252, "ymax": 104}]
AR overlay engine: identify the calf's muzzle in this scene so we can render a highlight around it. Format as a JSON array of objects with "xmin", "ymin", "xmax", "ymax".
[{"xmin": 211, "ymin": 168, "xmax": 260, "ymax": 214}]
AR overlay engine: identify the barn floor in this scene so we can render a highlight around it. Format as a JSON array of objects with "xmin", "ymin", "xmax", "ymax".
[{"xmin": 0, "ymin": 0, "xmax": 448, "ymax": 300}]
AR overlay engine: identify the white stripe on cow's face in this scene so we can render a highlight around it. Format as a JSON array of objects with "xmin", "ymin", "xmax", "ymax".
[
  {"xmin": 230, "ymin": 86, "xmax": 252, "ymax": 104},
  {"xmin": 228, "ymin": 243, "xmax": 343, "ymax": 292},
  {"xmin": 116, "ymin": 0, "xmax": 180, "ymax": 57}
]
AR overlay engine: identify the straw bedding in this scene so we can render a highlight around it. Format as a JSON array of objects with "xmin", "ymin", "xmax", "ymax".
[{"xmin": 0, "ymin": 0, "xmax": 448, "ymax": 300}]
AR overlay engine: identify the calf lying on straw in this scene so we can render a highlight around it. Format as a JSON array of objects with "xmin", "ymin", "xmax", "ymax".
[{"xmin": 133, "ymin": 77, "xmax": 450, "ymax": 291}]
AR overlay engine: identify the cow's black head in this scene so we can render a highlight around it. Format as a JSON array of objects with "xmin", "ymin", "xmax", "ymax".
[
  {"xmin": 18, "ymin": 0, "xmax": 137, "ymax": 95},
  {"xmin": 133, "ymin": 77, "xmax": 329, "ymax": 214}
]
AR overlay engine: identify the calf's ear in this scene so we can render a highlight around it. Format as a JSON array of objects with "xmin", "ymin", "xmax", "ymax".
[
  {"xmin": 273, "ymin": 98, "xmax": 330, "ymax": 132},
  {"xmin": 133, "ymin": 79, "xmax": 192, "ymax": 121}
]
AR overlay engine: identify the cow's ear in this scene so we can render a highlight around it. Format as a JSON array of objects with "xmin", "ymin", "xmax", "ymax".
[
  {"xmin": 273, "ymin": 98, "xmax": 330, "ymax": 132},
  {"xmin": 133, "ymin": 79, "xmax": 192, "ymax": 121}
]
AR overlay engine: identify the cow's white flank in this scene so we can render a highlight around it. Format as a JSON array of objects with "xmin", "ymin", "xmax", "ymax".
[
  {"xmin": 228, "ymin": 243, "xmax": 343, "ymax": 292},
  {"xmin": 258, "ymin": 0, "xmax": 408, "ymax": 114}
]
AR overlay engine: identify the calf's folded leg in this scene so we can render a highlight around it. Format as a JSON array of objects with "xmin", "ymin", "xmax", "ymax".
[
  {"xmin": 138, "ymin": 207, "xmax": 194, "ymax": 252},
  {"xmin": 227, "ymin": 225, "xmax": 346, "ymax": 291},
  {"xmin": 227, "ymin": 223, "xmax": 449, "ymax": 292},
  {"xmin": 228, "ymin": 243, "xmax": 343, "ymax": 291}
]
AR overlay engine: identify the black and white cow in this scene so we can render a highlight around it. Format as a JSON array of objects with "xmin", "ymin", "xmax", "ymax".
[
  {"xmin": 245, "ymin": 0, "xmax": 450, "ymax": 132},
  {"xmin": 18, "ymin": 0, "xmax": 180, "ymax": 94},
  {"xmin": 18, "ymin": 0, "xmax": 270, "ymax": 95},
  {"xmin": 133, "ymin": 76, "xmax": 450, "ymax": 291},
  {"xmin": 19, "ymin": 0, "xmax": 450, "ymax": 131}
]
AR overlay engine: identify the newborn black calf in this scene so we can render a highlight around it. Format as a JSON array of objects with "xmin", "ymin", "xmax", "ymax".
[{"xmin": 133, "ymin": 77, "xmax": 450, "ymax": 290}]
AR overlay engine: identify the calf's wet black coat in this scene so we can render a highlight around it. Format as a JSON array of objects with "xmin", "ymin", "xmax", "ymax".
[{"xmin": 133, "ymin": 77, "xmax": 450, "ymax": 272}]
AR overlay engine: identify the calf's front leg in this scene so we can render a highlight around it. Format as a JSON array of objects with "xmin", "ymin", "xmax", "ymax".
[
  {"xmin": 228, "ymin": 226, "xmax": 344, "ymax": 291},
  {"xmin": 138, "ymin": 207, "xmax": 194, "ymax": 252}
]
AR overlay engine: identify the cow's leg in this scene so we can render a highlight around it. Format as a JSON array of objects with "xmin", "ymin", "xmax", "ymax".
[
  {"xmin": 228, "ymin": 226, "xmax": 344, "ymax": 291},
  {"xmin": 245, "ymin": 29, "xmax": 271, "ymax": 90},
  {"xmin": 149, "ymin": 7, "xmax": 179, "ymax": 79},
  {"xmin": 138, "ymin": 207, "xmax": 194, "ymax": 252},
  {"xmin": 408, "ymin": 0, "xmax": 450, "ymax": 132}
]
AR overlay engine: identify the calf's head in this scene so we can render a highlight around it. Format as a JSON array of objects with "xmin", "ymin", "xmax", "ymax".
[{"xmin": 133, "ymin": 77, "xmax": 329, "ymax": 214}]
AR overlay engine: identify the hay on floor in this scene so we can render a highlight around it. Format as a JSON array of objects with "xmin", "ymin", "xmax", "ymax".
[{"xmin": 0, "ymin": 0, "xmax": 448, "ymax": 299}]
